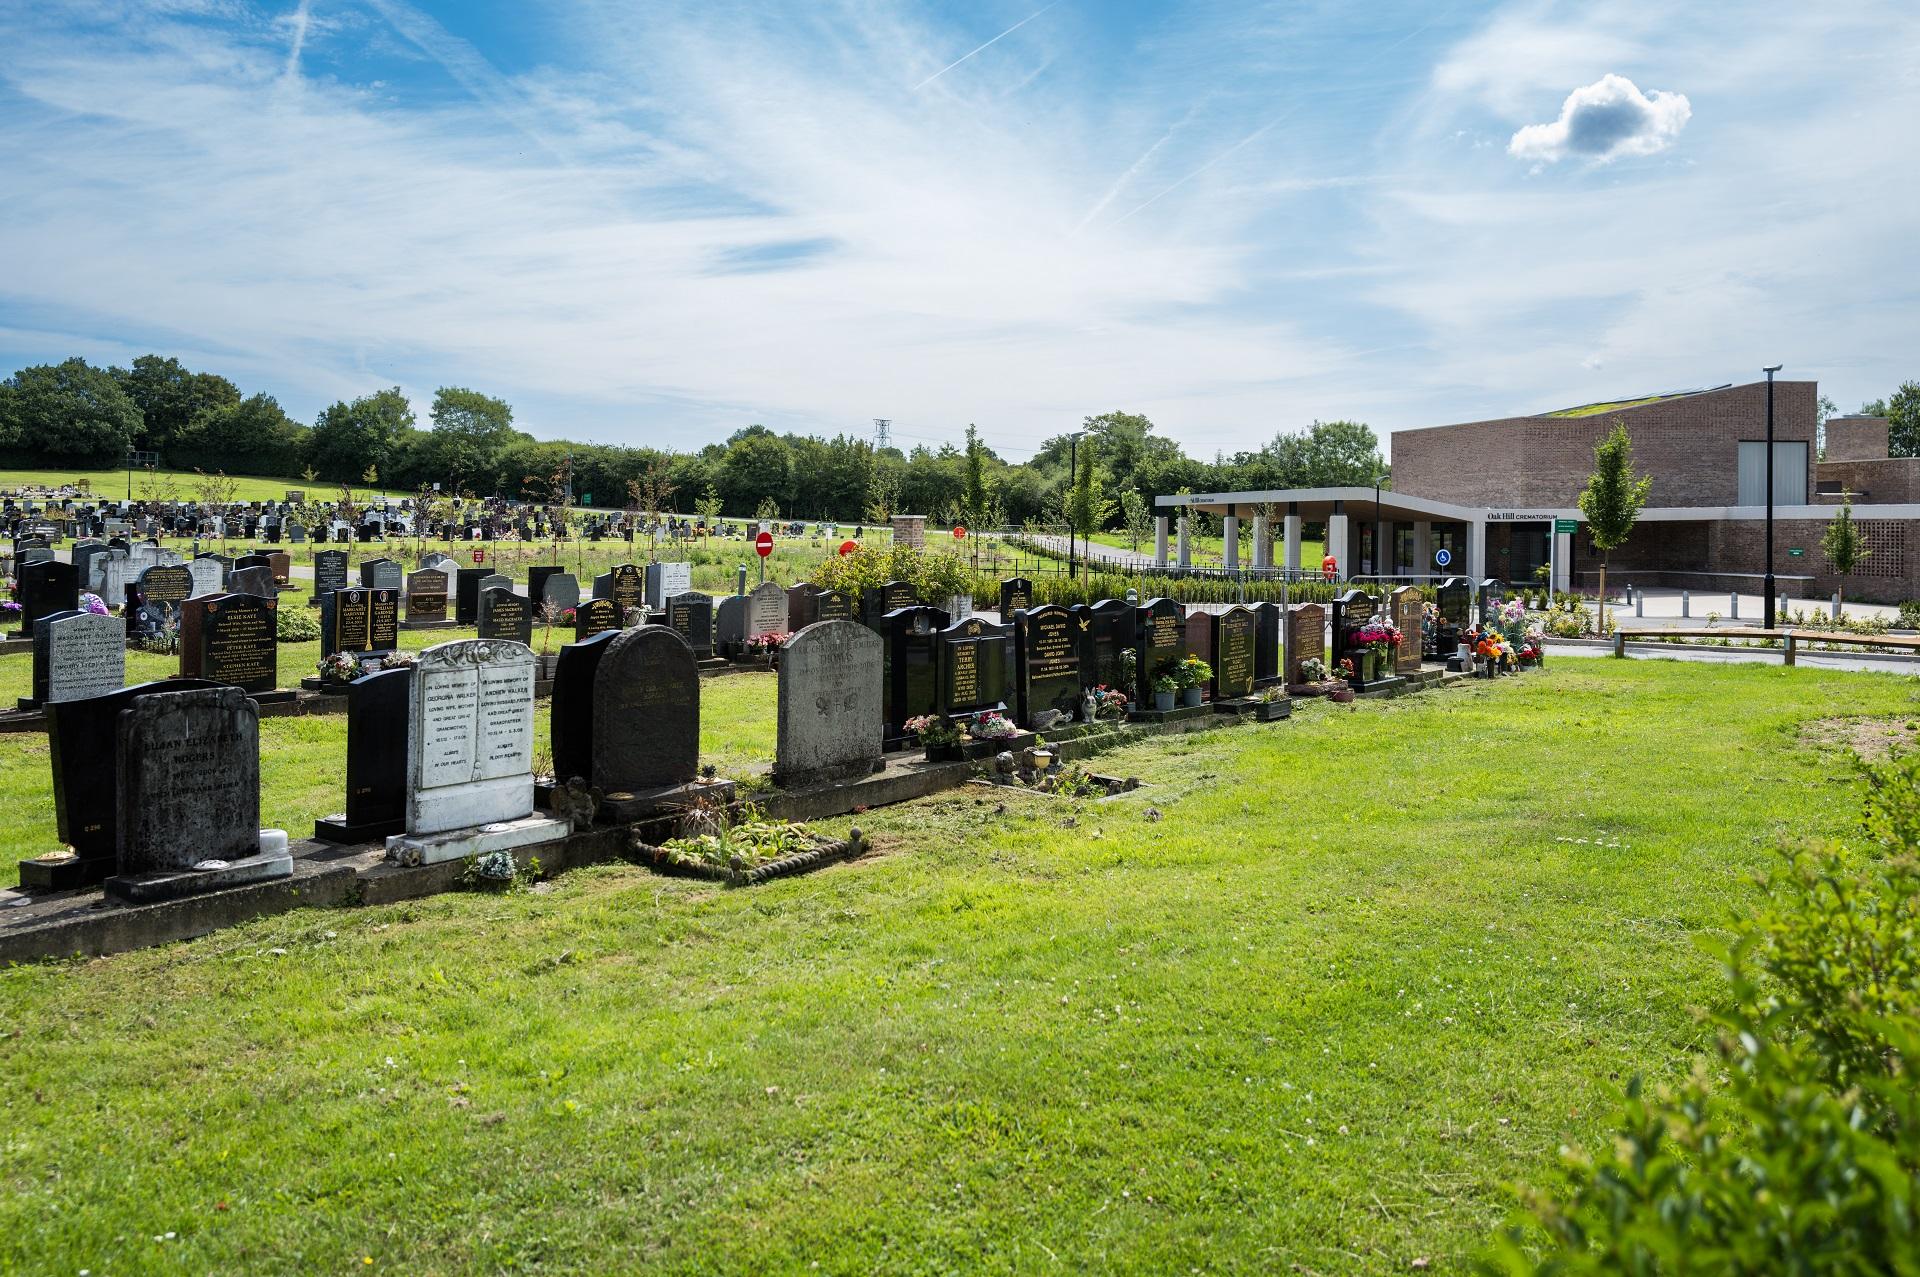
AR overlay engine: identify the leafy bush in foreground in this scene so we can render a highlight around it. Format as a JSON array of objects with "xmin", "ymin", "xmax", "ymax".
[{"xmin": 1488, "ymin": 753, "xmax": 1920, "ymax": 1274}]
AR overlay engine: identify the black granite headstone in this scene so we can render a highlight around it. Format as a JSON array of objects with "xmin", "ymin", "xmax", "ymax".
[
  {"xmin": 1211, "ymin": 606, "xmax": 1256, "ymax": 701},
  {"xmin": 1134, "ymin": 597, "xmax": 1185, "ymax": 700},
  {"xmin": 592, "ymin": 626, "xmax": 699, "ymax": 793},
  {"xmin": 1014, "ymin": 603, "xmax": 1087, "ymax": 728},
  {"xmin": 936, "ymin": 616, "xmax": 1012, "ymax": 721},
  {"xmin": 549, "ymin": 630, "xmax": 620, "ymax": 786},
  {"xmin": 180, "ymin": 592, "xmax": 279, "ymax": 693},
  {"xmin": 882, "ymin": 605, "xmax": 950, "ymax": 747},
  {"xmin": 314, "ymin": 666, "xmax": 413, "ymax": 843},
  {"xmin": 573, "ymin": 597, "xmax": 621, "ymax": 640},
  {"xmin": 477, "ymin": 587, "xmax": 535, "ymax": 644}
]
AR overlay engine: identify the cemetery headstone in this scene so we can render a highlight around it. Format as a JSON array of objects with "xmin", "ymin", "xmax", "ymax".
[
  {"xmin": 1211, "ymin": 606, "xmax": 1257, "ymax": 701},
  {"xmin": 228, "ymin": 565, "xmax": 276, "ymax": 598},
  {"xmin": 667, "ymin": 591, "xmax": 714, "ymax": 658},
  {"xmin": 747, "ymin": 581, "xmax": 787, "ymax": 637},
  {"xmin": 105, "ymin": 686, "xmax": 289, "ymax": 903},
  {"xmin": 1014, "ymin": 603, "xmax": 1088, "ymax": 728},
  {"xmin": 863, "ymin": 580, "xmax": 921, "ymax": 631},
  {"xmin": 360, "ymin": 557, "xmax": 402, "ymax": 591},
  {"xmin": 310, "ymin": 549, "xmax": 350, "ymax": 605},
  {"xmin": 180, "ymin": 593, "xmax": 279, "ymax": 694},
  {"xmin": 573, "ymin": 597, "xmax": 621, "ymax": 640},
  {"xmin": 549, "ymin": 630, "xmax": 620, "ymax": 786},
  {"xmin": 999, "ymin": 577, "xmax": 1033, "ymax": 618},
  {"xmin": 774, "ymin": 619, "xmax": 883, "ymax": 787},
  {"xmin": 1283, "ymin": 602, "xmax": 1324, "ymax": 686},
  {"xmin": 321, "ymin": 586, "xmax": 373, "ymax": 656},
  {"xmin": 186, "ymin": 557, "xmax": 225, "ymax": 598},
  {"xmin": 936, "ymin": 616, "xmax": 1012, "ymax": 721},
  {"xmin": 1075, "ymin": 598, "xmax": 1135, "ymax": 697},
  {"xmin": 314, "ymin": 666, "xmax": 413, "ymax": 843},
  {"xmin": 1184, "ymin": 610, "xmax": 1214, "ymax": 699},
  {"xmin": 643, "ymin": 561, "xmax": 692, "ymax": 609},
  {"xmin": 14, "ymin": 559, "xmax": 79, "ymax": 634},
  {"xmin": 591, "ymin": 627, "xmax": 701, "ymax": 804},
  {"xmin": 882, "ymin": 605, "xmax": 950, "ymax": 747},
  {"xmin": 477, "ymin": 586, "xmax": 535, "ymax": 645},
  {"xmin": 1134, "ymin": 598, "xmax": 1185, "ymax": 700},
  {"xmin": 714, "ymin": 594, "xmax": 750, "ymax": 655},
  {"xmin": 404, "ymin": 567, "xmax": 450, "ymax": 626},
  {"xmin": 1249, "ymin": 601, "xmax": 1282, "ymax": 687},
  {"xmin": 1392, "ymin": 586, "xmax": 1424, "ymax": 674},
  {"xmin": 385, "ymin": 639, "xmax": 564, "ymax": 866},
  {"xmin": 815, "ymin": 588, "xmax": 853, "ymax": 622},
  {"xmin": 22, "ymin": 609, "xmax": 123, "ymax": 711},
  {"xmin": 594, "ymin": 563, "xmax": 645, "ymax": 614},
  {"xmin": 786, "ymin": 582, "xmax": 821, "ymax": 632}
]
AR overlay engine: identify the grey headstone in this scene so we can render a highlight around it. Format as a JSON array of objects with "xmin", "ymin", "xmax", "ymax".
[
  {"xmin": 748, "ymin": 581, "xmax": 787, "ymax": 636},
  {"xmin": 540, "ymin": 573, "xmax": 580, "ymax": 612},
  {"xmin": 776, "ymin": 620, "xmax": 882, "ymax": 787},
  {"xmin": 186, "ymin": 558, "xmax": 226, "ymax": 598},
  {"xmin": 114, "ymin": 687, "xmax": 260, "ymax": 872},
  {"xmin": 39, "ymin": 610, "xmax": 126, "ymax": 705},
  {"xmin": 401, "ymin": 639, "xmax": 537, "ymax": 836},
  {"xmin": 229, "ymin": 565, "xmax": 276, "ymax": 598},
  {"xmin": 715, "ymin": 595, "xmax": 750, "ymax": 651}
]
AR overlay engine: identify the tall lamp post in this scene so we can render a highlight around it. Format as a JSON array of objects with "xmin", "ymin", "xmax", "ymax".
[
  {"xmin": 1066, "ymin": 430, "xmax": 1087, "ymax": 580},
  {"xmin": 1763, "ymin": 363, "xmax": 1783, "ymax": 629}
]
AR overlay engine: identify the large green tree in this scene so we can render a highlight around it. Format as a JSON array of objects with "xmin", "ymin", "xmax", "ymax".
[
  {"xmin": 306, "ymin": 388, "xmax": 414, "ymax": 484},
  {"xmin": 720, "ymin": 428, "xmax": 794, "ymax": 515},
  {"xmin": 111, "ymin": 354, "xmax": 240, "ymax": 454},
  {"xmin": 424, "ymin": 386, "xmax": 517, "ymax": 492},
  {"xmin": 172, "ymin": 393, "xmax": 307, "ymax": 475},
  {"xmin": 1885, "ymin": 380, "xmax": 1920, "ymax": 458},
  {"xmin": 0, "ymin": 358, "xmax": 143, "ymax": 465}
]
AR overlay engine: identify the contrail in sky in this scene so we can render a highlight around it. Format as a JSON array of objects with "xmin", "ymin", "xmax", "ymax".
[
  {"xmin": 281, "ymin": 0, "xmax": 312, "ymax": 81},
  {"xmin": 913, "ymin": 4, "xmax": 1056, "ymax": 91}
]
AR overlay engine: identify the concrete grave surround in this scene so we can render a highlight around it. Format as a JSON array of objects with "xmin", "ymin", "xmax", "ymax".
[
  {"xmin": 776, "ymin": 619, "xmax": 883, "ymax": 786},
  {"xmin": 386, "ymin": 639, "xmax": 564, "ymax": 865}
]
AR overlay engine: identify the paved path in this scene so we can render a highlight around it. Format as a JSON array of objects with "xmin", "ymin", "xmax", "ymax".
[{"xmin": 1602, "ymin": 584, "xmax": 1897, "ymax": 627}]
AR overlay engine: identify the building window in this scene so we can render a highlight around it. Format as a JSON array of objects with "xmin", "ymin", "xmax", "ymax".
[{"xmin": 1736, "ymin": 441, "xmax": 1808, "ymax": 506}]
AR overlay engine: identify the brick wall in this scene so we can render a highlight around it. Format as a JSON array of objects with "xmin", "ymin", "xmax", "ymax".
[
  {"xmin": 1815, "ymin": 459, "xmax": 1920, "ymax": 504},
  {"xmin": 1390, "ymin": 381, "xmax": 1818, "ymax": 509},
  {"xmin": 1824, "ymin": 416, "xmax": 1889, "ymax": 462}
]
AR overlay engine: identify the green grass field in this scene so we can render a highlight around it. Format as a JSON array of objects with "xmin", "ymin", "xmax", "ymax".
[
  {"xmin": 1085, "ymin": 529, "xmax": 1326, "ymax": 568},
  {"xmin": 0, "ymin": 467, "xmax": 408, "ymax": 505},
  {"xmin": 1, "ymin": 660, "xmax": 1911, "ymax": 1272}
]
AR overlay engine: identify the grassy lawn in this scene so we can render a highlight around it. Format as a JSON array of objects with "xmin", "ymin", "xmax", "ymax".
[
  {"xmin": 1086, "ymin": 529, "xmax": 1326, "ymax": 568},
  {"xmin": 1, "ymin": 660, "xmax": 1913, "ymax": 1272},
  {"xmin": 0, "ymin": 467, "xmax": 408, "ymax": 505}
]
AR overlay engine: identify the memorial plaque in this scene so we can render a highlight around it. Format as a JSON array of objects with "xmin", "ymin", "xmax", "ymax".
[
  {"xmin": 549, "ymin": 630, "xmax": 619, "ymax": 785},
  {"xmin": 644, "ymin": 561, "xmax": 692, "ymax": 609},
  {"xmin": 573, "ymin": 597, "xmax": 621, "ymax": 640},
  {"xmin": 999, "ymin": 577, "xmax": 1034, "ymax": 618},
  {"xmin": 775, "ymin": 620, "xmax": 882, "ymax": 787},
  {"xmin": 592, "ymin": 627, "xmax": 699, "ymax": 793},
  {"xmin": 312, "ymin": 549, "xmax": 350, "ymax": 601},
  {"xmin": 1014, "ymin": 604, "xmax": 1087, "ymax": 728},
  {"xmin": 1211, "ymin": 606, "xmax": 1256, "ymax": 701},
  {"xmin": 477, "ymin": 587, "xmax": 534, "ymax": 644},
  {"xmin": 25, "ymin": 610, "xmax": 124, "ymax": 710},
  {"xmin": 1134, "ymin": 598, "xmax": 1184, "ymax": 700},
  {"xmin": 181, "ymin": 593, "xmax": 278, "ymax": 693},
  {"xmin": 406, "ymin": 568, "xmax": 449, "ymax": 624},
  {"xmin": 667, "ymin": 591, "xmax": 714, "ymax": 658}
]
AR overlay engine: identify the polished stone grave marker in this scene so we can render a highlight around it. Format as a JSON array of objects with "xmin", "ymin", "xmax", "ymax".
[
  {"xmin": 1284, "ymin": 602, "xmax": 1324, "ymax": 686},
  {"xmin": 549, "ymin": 630, "xmax": 619, "ymax": 786},
  {"xmin": 573, "ymin": 597, "xmax": 620, "ymax": 640},
  {"xmin": 936, "ymin": 616, "xmax": 1012, "ymax": 721},
  {"xmin": 360, "ymin": 557, "xmax": 402, "ymax": 591},
  {"xmin": 186, "ymin": 557, "xmax": 225, "ymax": 598},
  {"xmin": 405, "ymin": 567, "xmax": 450, "ymax": 627},
  {"xmin": 477, "ymin": 586, "xmax": 534, "ymax": 644},
  {"xmin": 1014, "ymin": 603, "xmax": 1087, "ymax": 728},
  {"xmin": 21, "ymin": 610, "xmax": 123, "ymax": 711},
  {"xmin": 1135, "ymin": 598, "xmax": 1185, "ymax": 698},
  {"xmin": 15, "ymin": 559, "xmax": 79, "ymax": 635},
  {"xmin": 594, "ymin": 563, "xmax": 645, "ymax": 613},
  {"xmin": 882, "ymin": 605, "xmax": 950, "ymax": 748},
  {"xmin": 310, "ymin": 548, "xmax": 350, "ymax": 605},
  {"xmin": 714, "ymin": 594, "xmax": 749, "ymax": 655},
  {"xmin": 999, "ymin": 576, "xmax": 1033, "ymax": 618},
  {"xmin": 228, "ymin": 565, "xmax": 275, "ymax": 598},
  {"xmin": 314, "ymin": 666, "xmax": 413, "ymax": 843},
  {"xmin": 667, "ymin": 591, "xmax": 714, "ymax": 658},
  {"xmin": 644, "ymin": 561, "xmax": 692, "ymax": 609},
  {"xmin": 1392, "ymin": 586, "xmax": 1424, "ymax": 675},
  {"xmin": 1211, "ymin": 606, "xmax": 1256, "ymax": 701},
  {"xmin": 747, "ymin": 581, "xmax": 787, "ymax": 636},
  {"xmin": 180, "ymin": 593, "xmax": 278, "ymax": 693}
]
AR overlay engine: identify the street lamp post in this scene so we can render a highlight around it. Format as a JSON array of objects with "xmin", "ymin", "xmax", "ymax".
[
  {"xmin": 1066, "ymin": 431, "xmax": 1086, "ymax": 580},
  {"xmin": 1763, "ymin": 364, "xmax": 1783, "ymax": 629}
]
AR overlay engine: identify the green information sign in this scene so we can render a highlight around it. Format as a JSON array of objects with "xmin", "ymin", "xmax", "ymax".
[
  {"xmin": 1554, "ymin": 518, "xmax": 1578, "ymax": 534},
  {"xmin": 1788, "ymin": 548, "xmax": 1805, "ymax": 557}
]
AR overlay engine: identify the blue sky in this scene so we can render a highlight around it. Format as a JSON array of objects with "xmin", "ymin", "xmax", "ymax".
[{"xmin": 1, "ymin": 1, "xmax": 1915, "ymax": 462}]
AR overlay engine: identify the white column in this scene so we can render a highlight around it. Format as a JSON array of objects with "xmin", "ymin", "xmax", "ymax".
[
  {"xmin": 1153, "ymin": 516, "xmax": 1169, "ymax": 567},
  {"xmin": 1176, "ymin": 516, "xmax": 1191, "ymax": 568},
  {"xmin": 1412, "ymin": 521, "xmax": 1432, "ymax": 578},
  {"xmin": 1222, "ymin": 516, "xmax": 1240, "ymax": 571},
  {"xmin": 1283, "ymin": 512, "xmax": 1303, "ymax": 573},
  {"xmin": 1552, "ymin": 531, "xmax": 1572, "ymax": 593},
  {"xmin": 1467, "ymin": 519, "xmax": 1487, "ymax": 582},
  {"xmin": 1326, "ymin": 513, "xmax": 1349, "ymax": 577},
  {"xmin": 1251, "ymin": 516, "xmax": 1270, "ymax": 570}
]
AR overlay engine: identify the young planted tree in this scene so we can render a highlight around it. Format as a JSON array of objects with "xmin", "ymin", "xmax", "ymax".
[
  {"xmin": 694, "ymin": 484, "xmax": 724, "ymax": 535},
  {"xmin": 1118, "ymin": 487, "xmax": 1151, "ymax": 552},
  {"xmin": 1576, "ymin": 420, "xmax": 1651, "ymax": 632},
  {"xmin": 1820, "ymin": 495, "xmax": 1868, "ymax": 614},
  {"xmin": 1064, "ymin": 438, "xmax": 1114, "ymax": 545}
]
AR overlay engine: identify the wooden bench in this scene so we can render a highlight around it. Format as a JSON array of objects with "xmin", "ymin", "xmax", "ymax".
[{"xmin": 1611, "ymin": 626, "xmax": 1920, "ymax": 664}]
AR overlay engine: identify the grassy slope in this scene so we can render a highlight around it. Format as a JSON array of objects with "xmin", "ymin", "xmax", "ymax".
[
  {"xmin": 0, "ymin": 467, "xmax": 408, "ymax": 505},
  {"xmin": 1086, "ymin": 529, "xmax": 1327, "ymax": 567},
  {"xmin": 1, "ymin": 661, "xmax": 1912, "ymax": 1273}
]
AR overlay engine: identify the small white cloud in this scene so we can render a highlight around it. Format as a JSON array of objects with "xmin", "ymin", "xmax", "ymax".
[{"xmin": 1508, "ymin": 74, "xmax": 1691, "ymax": 164}]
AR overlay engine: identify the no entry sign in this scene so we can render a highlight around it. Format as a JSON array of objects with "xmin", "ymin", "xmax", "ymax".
[
  {"xmin": 952, "ymin": 525, "xmax": 967, "ymax": 540},
  {"xmin": 839, "ymin": 540, "xmax": 858, "ymax": 556},
  {"xmin": 755, "ymin": 530, "xmax": 774, "ymax": 557}
]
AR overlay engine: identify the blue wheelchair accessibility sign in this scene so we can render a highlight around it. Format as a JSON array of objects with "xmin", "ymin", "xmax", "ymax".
[{"xmin": 1434, "ymin": 548, "xmax": 1452, "ymax": 567}]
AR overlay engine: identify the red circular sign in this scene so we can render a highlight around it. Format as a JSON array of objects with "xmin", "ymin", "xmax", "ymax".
[
  {"xmin": 839, "ymin": 540, "xmax": 858, "ymax": 556},
  {"xmin": 755, "ymin": 530, "xmax": 774, "ymax": 558},
  {"xmin": 471, "ymin": 549, "xmax": 485, "ymax": 564},
  {"xmin": 952, "ymin": 525, "xmax": 967, "ymax": 540}
]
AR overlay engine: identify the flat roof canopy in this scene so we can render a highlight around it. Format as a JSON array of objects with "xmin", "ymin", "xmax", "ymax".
[{"xmin": 1154, "ymin": 486, "xmax": 1920, "ymax": 524}]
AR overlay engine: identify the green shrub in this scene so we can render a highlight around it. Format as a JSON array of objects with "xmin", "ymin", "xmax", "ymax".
[
  {"xmin": 1487, "ymin": 752, "xmax": 1920, "ymax": 1274},
  {"xmin": 1897, "ymin": 600, "xmax": 1920, "ymax": 630},
  {"xmin": 275, "ymin": 605, "xmax": 320, "ymax": 643}
]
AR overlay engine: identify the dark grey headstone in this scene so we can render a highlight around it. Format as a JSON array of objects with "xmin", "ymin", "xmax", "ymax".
[
  {"xmin": 549, "ymin": 630, "xmax": 619, "ymax": 786},
  {"xmin": 477, "ymin": 587, "xmax": 534, "ymax": 645},
  {"xmin": 114, "ymin": 686, "xmax": 260, "ymax": 872},
  {"xmin": 591, "ymin": 627, "xmax": 698, "ymax": 793}
]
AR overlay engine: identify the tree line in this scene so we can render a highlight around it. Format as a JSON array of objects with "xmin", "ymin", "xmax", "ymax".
[{"xmin": 0, "ymin": 354, "xmax": 1391, "ymax": 528}]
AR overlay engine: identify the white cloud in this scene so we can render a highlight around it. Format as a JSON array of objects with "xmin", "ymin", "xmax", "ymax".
[{"xmin": 1507, "ymin": 73, "xmax": 1691, "ymax": 164}]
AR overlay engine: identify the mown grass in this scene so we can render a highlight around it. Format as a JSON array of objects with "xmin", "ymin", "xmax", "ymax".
[
  {"xmin": 0, "ymin": 661, "xmax": 1913, "ymax": 1274},
  {"xmin": 0, "ymin": 467, "xmax": 407, "ymax": 505}
]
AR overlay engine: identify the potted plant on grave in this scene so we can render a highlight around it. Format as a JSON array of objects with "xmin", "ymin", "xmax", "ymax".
[
  {"xmin": 1330, "ymin": 657, "xmax": 1357, "ymax": 702},
  {"xmin": 1151, "ymin": 672, "xmax": 1177, "ymax": 712},
  {"xmin": 1177, "ymin": 655, "xmax": 1211, "ymax": 707},
  {"xmin": 1087, "ymin": 683, "xmax": 1128, "ymax": 721},
  {"xmin": 316, "ymin": 650, "xmax": 360, "ymax": 690},
  {"xmin": 905, "ymin": 714, "xmax": 964, "ymax": 762}
]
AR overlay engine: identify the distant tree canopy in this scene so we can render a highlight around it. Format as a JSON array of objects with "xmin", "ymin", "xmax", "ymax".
[{"xmin": 0, "ymin": 354, "xmax": 1391, "ymax": 524}]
